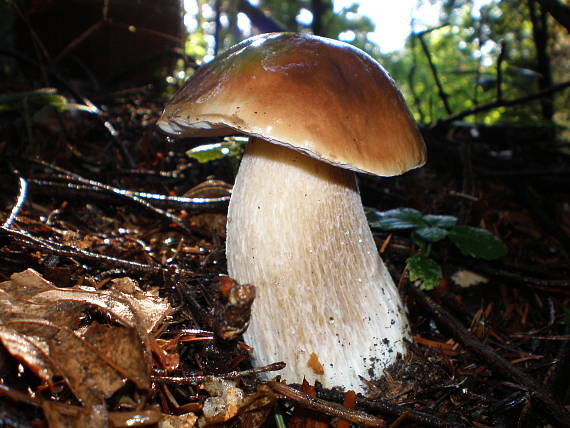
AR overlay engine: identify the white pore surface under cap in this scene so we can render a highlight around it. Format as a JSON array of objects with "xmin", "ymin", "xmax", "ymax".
[{"xmin": 226, "ymin": 138, "xmax": 411, "ymax": 392}]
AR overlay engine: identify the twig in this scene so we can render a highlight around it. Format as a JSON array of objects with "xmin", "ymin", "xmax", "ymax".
[
  {"xmin": 3, "ymin": 176, "xmax": 28, "ymax": 229},
  {"xmin": 407, "ymin": 34, "xmax": 426, "ymax": 122},
  {"xmin": 53, "ymin": 20, "xmax": 104, "ymax": 64},
  {"xmin": 213, "ymin": 0, "xmax": 222, "ymax": 56},
  {"xmin": 30, "ymin": 160, "xmax": 195, "ymax": 234},
  {"xmin": 269, "ymin": 381, "xmax": 386, "ymax": 427},
  {"xmin": 317, "ymin": 389, "xmax": 461, "ymax": 428},
  {"xmin": 544, "ymin": 341, "xmax": 570, "ymax": 401},
  {"xmin": 414, "ymin": 31, "xmax": 453, "ymax": 115},
  {"xmin": 536, "ymin": 0, "xmax": 570, "ymax": 33},
  {"xmin": 415, "ymin": 23, "xmax": 450, "ymax": 38},
  {"xmin": 9, "ymin": 1, "xmax": 51, "ymax": 85},
  {"xmin": 0, "ymin": 44, "xmax": 134, "ymax": 167},
  {"xmin": 237, "ymin": 0, "xmax": 283, "ymax": 33},
  {"xmin": 496, "ymin": 41, "xmax": 506, "ymax": 102},
  {"xmin": 0, "ymin": 384, "xmax": 41, "ymax": 408},
  {"xmin": 0, "ymin": 226, "xmax": 170, "ymax": 275},
  {"xmin": 466, "ymin": 262, "xmax": 570, "ymax": 291},
  {"xmin": 436, "ymin": 80, "xmax": 570, "ymax": 125},
  {"xmin": 406, "ymin": 284, "xmax": 570, "ymax": 428},
  {"xmin": 27, "ymin": 178, "xmax": 230, "ymax": 211},
  {"xmin": 151, "ymin": 362, "xmax": 286, "ymax": 384},
  {"xmin": 107, "ymin": 19, "xmax": 183, "ymax": 44}
]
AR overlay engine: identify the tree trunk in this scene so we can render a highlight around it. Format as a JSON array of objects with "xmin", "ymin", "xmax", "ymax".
[{"xmin": 528, "ymin": 0, "xmax": 554, "ymax": 121}]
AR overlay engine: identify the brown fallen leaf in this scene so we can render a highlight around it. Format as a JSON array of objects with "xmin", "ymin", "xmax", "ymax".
[
  {"xmin": 0, "ymin": 268, "xmax": 173, "ymax": 426},
  {"xmin": 42, "ymin": 399, "xmax": 108, "ymax": 428},
  {"xmin": 81, "ymin": 322, "xmax": 150, "ymax": 390}
]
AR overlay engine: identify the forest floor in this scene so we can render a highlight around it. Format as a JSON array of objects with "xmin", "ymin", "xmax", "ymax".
[{"xmin": 0, "ymin": 84, "xmax": 569, "ymax": 428}]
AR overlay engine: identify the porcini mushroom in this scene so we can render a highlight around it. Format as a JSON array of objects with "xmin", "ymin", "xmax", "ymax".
[{"xmin": 158, "ymin": 33, "xmax": 426, "ymax": 392}]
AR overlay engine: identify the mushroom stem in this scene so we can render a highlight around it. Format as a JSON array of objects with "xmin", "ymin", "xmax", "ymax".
[{"xmin": 227, "ymin": 138, "xmax": 411, "ymax": 392}]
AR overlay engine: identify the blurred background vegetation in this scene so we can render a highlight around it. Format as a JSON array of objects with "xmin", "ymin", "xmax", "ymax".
[
  {"xmin": 1, "ymin": 0, "xmax": 569, "ymax": 136},
  {"xmin": 178, "ymin": 0, "xmax": 570, "ymax": 134}
]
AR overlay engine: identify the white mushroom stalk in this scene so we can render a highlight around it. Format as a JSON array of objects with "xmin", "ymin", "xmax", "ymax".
[
  {"xmin": 157, "ymin": 33, "xmax": 426, "ymax": 393},
  {"xmin": 227, "ymin": 138, "xmax": 410, "ymax": 391}
]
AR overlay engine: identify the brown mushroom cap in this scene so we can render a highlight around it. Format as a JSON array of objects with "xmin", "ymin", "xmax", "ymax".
[{"xmin": 158, "ymin": 32, "xmax": 426, "ymax": 176}]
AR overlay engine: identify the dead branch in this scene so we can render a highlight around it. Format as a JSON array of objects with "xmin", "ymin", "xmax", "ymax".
[
  {"xmin": 3, "ymin": 175, "xmax": 28, "ymax": 229},
  {"xmin": 152, "ymin": 362, "xmax": 286, "ymax": 384},
  {"xmin": 269, "ymin": 380, "xmax": 386, "ymax": 427},
  {"xmin": 414, "ymin": 28, "xmax": 453, "ymax": 115},
  {"xmin": 1, "ymin": 226, "xmax": 170, "ymax": 275},
  {"xmin": 27, "ymin": 178, "xmax": 230, "ymax": 211},
  {"xmin": 30, "ymin": 160, "xmax": 194, "ymax": 235},
  {"xmin": 436, "ymin": 80, "xmax": 570, "ymax": 125},
  {"xmin": 407, "ymin": 284, "xmax": 570, "ymax": 428},
  {"xmin": 536, "ymin": 0, "xmax": 570, "ymax": 33},
  {"xmin": 317, "ymin": 388, "xmax": 462, "ymax": 428}
]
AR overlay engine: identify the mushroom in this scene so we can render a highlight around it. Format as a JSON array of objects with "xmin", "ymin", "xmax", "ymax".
[{"xmin": 158, "ymin": 33, "xmax": 426, "ymax": 392}]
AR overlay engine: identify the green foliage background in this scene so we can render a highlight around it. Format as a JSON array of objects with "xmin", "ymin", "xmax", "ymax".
[{"xmin": 182, "ymin": 0, "xmax": 570, "ymax": 133}]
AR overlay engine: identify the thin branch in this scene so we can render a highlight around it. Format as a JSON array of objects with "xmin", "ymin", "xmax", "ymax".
[
  {"xmin": 26, "ymin": 178, "xmax": 230, "ymax": 211},
  {"xmin": 536, "ymin": 0, "xmax": 570, "ymax": 33},
  {"xmin": 436, "ymin": 79, "xmax": 570, "ymax": 125},
  {"xmin": 407, "ymin": 284, "xmax": 570, "ymax": 428},
  {"xmin": 269, "ymin": 381, "xmax": 386, "ymax": 427},
  {"xmin": 152, "ymin": 362, "xmax": 286, "ymax": 384},
  {"xmin": 414, "ymin": 31, "xmax": 453, "ymax": 115},
  {"xmin": 213, "ymin": 0, "xmax": 222, "ymax": 56},
  {"xmin": 30, "ymin": 160, "xmax": 195, "ymax": 235},
  {"xmin": 0, "ymin": 226, "xmax": 170, "ymax": 275},
  {"xmin": 496, "ymin": 41, "xmax": 506, "ymax": 102},
  {"xmin": 0, "ymin": 42, "xmax": 134, "ymax": 167},
  {"xmin": 318, "ymin": 389, "xmax": 462, "ymax": 428},
  {"xmin": 3, "ymin": 176, "xmax": 28, "ymax": 229},
  {"xmin": 407, "ymin": 34, "xmax": 426, "ymax": 122},
  {"xmin": 53, "ymin": 20, "xmax": 104, "ymax": 64},
  {"xmin": 237, "ymin": 0, "xmax": 283, "ymax": 33},
  {"xmin": 455, "ymin": 260, "xmax": 570, "ymax": 291},
  {"xmin": 415, "ymin": 23, "xmax": 450, "ymax": 37},
  {"xmin": 528, "ymin": 0, "xmax": 554, "ymax": 120}
]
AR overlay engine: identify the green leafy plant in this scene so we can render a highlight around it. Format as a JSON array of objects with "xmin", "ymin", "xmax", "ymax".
[
  {"xmin": 186, "ymin": 137, "xmax": 246, "ymax": 163},
  {"xmin": 368, "ymin": 208, "xmax": 508, "ymax": 290},
  {"xmin": 0, "ymin": 88, "xmax": 68, "ymax": 113}
]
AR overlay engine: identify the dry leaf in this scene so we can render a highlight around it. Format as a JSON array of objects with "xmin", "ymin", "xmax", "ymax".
[
  {"xmin": 0, "ymin": 269, "xmax": 173, "ymax": 426},
  {"xmin": 42, "ymin": 400, "xmax": 108, "ymax": 428},
  {"xmin": 81, "ymin": 322, "xmax": 150, "ymax": 390}
]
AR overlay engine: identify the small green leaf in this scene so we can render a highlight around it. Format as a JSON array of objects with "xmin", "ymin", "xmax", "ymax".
[
  {"xmin": 368, "ymin": 207, "xmax": 427, "ymax": 230},
  {"xmin": 0, "ymin": 88, "xmax": 68, "ymax": 113},
  {"xmin": 186, "ymin": 141, "xmax": 244, "ymax": 163},
  {"xmin": 411, "ymin": 233, "xmax": 429, "ymax": 250},
  {"xmin": 448, "ymin": 226, "xmax": 508, "ymax": 260},
  {"xmin": 274, "ymin": 411, "xmax": 286, "ymax": 428},
  {"xmin": 415, "ymin": 226, "xmax": 449, "ymax": 242},
  {"xmin": 406, "ymin": 253, "xmax": 442, "ymax": 290},
  {"xmin": 423, "ymin": 214, "xmax": 458, "ymax": 229}
]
